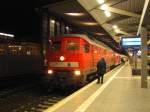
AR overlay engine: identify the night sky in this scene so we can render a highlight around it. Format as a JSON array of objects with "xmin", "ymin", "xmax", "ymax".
[
  {"xmin": 0, "ymin": 0, "xmax": 41, "ymax": 42},
  {"xmin": 0, "ymin": 0, "xmax": 65, "ymax": 42}
]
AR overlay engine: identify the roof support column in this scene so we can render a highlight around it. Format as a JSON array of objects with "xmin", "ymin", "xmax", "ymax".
[{"xmin": 141, "ymin": 27, "xmax": 148, "ymax": 88}]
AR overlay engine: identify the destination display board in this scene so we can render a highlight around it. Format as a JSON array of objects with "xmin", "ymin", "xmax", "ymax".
[{"xmin": 121, "ymin": 36, "xmax": 141, "ymax": 47}]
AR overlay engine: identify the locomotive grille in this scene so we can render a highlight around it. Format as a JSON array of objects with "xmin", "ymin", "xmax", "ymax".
[
  {"xmin": 49, "ymin": 62, "xmax": 79, "ymax": 67},
  {"xmin": 55, "ymin": 71, "xmax": 73, "ymax": 79},
  {"xmin": 56, "ymin": 71, "xmax": 70, "ymax": 75}
]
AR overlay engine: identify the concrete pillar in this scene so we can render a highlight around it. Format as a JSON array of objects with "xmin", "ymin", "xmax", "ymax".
[
  {"xmin": 134, "ymin": 52, "xmax": 137, "ymax": 69},
  {"xmin": 141, "ymin": 27, "xmax": 148, "ymax": 88},
  {"xmin": 42, "ymin": 14, "xmax": 49, "ymax": 66}
]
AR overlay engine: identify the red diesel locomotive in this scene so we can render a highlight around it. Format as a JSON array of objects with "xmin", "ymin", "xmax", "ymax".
[{"xmin": 46, "ymin": 34, "xmax": 121, "ymax": 86}]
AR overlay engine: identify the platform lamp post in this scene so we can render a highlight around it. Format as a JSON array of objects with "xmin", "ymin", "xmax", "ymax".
[{"xmin": 141, "ymin": 27, "xmax": 148, "ymax": 88}]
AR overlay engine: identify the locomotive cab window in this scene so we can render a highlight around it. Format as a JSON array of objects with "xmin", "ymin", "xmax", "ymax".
[
  {"xmin": 65, "ymin": 41, "xmax": 79, "ymax": 51},
  {"xmin": 83, "ymin": 44, "xmax": 90, "ymax": 53},
  {"xmin": 50, "ymin": 41, "xmax": 61, "ymax": 52}
]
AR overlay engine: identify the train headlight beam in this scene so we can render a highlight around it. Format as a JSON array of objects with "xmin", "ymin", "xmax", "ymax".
[
  {"xmin": 48, "ymin": 70, "xmax": 53, "ymax": 74},
  {"xmin": 74, "ymin": 70, "xmax": 81, "ymax": 76}
]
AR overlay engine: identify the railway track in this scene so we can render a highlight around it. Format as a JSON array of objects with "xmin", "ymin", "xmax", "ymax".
[
  {"xmin": 0, "ymin": 65, "xmax": 120, "ymax": 112},
  {"xmin": 0, "ymin": 77, "xmax": 77, "ymax": 112}
]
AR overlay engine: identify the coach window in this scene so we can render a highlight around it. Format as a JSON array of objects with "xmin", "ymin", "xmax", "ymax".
[
  {"xmin": 66, "ymin": 41, "xmax": 79, "ymax": 51},
  {"xmin": 50, "ymin": 42, "xmax": 61, "ymax": 52},
  {"xmin": 56, "ymin": 22, "xmax": 60, "ymax": 36},
  {"xmin": 65, "ymin": 26, "xmax": 69, "ymax": 34},
  {"xmin": 50, "ymin": 19, "xmax": 55, "ymax": 37},
  {"xmin": 60, "ymin": 23, "xmax": 65, "ymax": 34},
  {"xmin": 83, "ymin": 44, "xmax": 90, "ymax": 53}
]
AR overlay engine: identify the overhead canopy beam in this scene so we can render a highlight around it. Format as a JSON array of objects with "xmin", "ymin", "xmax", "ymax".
[
  {"xmin": 98, "ymin": 7, "xmax": 141, "ymax": 18},
  {"xmin": 102, "ymin": 23, "xmax": 134, "ymax": 36},
  {"xmin": 117, "ymin": 25, "xmax": 138, "ymax": 30},
  {"xmin": 118, "ymin": 30, "xmax": 134, "ymax": 36},
  {"xmin": 113, "ymin": 16, "xmax": 140, "ymax": 24},
  {"xmin": 77, "ymin": 0, "xmax": 141, "ymax": 40},
  {"xmin": 103, "ymin": 23, "xmax": 138, "ymax": 31}
]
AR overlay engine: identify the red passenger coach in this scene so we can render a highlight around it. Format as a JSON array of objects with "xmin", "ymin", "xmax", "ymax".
[{"xmin": 46, "ymin": 34, "xmax": 121, "ymax": 86}]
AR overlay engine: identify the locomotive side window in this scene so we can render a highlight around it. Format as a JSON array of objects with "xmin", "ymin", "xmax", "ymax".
[
  {"xmin": 66, "ymin": 41, "xmax": 79, "ymax": 51},
  {"xmin": 50, "ymin": 42, "xmax": 61, "ymax": 52},
  {"xmin": 83, "ymin": 44, "xmax": 90, "ymax": 53},
  {"xmin": 50, "ymin": 19, "xmax": 55, "ymax": 37}
]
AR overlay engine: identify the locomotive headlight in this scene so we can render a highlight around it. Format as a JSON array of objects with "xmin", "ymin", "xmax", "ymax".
[
  {"xmin": 48, "ymin": 70, "xmax": 53, "ymax": 74},
  {"xmin": 74, "ymin": 70, "xmax": 81, "ymax": 76},
  {"xmin": 60, "ymin": 56, "xmax": 65, "ymax": 61}
]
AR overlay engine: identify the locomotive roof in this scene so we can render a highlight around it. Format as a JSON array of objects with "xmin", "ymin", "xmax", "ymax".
[{"xmin": 61, "ymin": 34, "xmax": 113, "ymax": 51}]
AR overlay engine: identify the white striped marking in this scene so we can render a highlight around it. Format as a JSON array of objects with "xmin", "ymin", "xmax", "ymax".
[
  {"xmin": 44, "ymin": 65, "xmax": 124, "ymax": 112},
  {"xmin": 115, "ymin": 76, "xmax": 150, "ymax": 80},
  {"xmin": 74, "ymin": 65, "xmax": 124, "ymax": 112}
]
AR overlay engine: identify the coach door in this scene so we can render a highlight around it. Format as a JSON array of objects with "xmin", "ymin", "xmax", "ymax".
[{"xmin": 91, "ymin": 46, "xmax": 97, "ymax": 72}]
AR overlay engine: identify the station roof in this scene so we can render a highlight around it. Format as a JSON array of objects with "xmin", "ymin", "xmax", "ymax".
[{"xmin": 40, "ymin": 0, "xmax": 150, "ymax": 55}]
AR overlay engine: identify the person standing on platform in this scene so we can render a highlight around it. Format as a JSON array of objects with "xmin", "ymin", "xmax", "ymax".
[{"xmin": 96, "ymin": 57, "xmax": 106, "ymax": 84}]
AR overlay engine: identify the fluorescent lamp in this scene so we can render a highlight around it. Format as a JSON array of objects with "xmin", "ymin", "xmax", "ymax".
[
  {"xmin": 82, "ymin": 22, "xmax": 98, "ymax": 26},
  {"xmin": 104, "ymin": 10, "xmax": 111, "ymax": 17},
  {"xmin": 50, "ymin": 20, "xmax": 55, "ymax": 24},
  {"xmin": 101, "ymin": 4, "xmax": 108, "ymax": 10},
  {"xmin": 97, "ymin": 0, "xmax": 104, "ymax": 4},
  {"xmin": 66, "ymin": 26, "xmax": 69, "ymax": 29},
  {"xmin": 115, "ymin": 29, "xmax": 120, "ymax": 33},
  {"xmin": 64, "ymin": 13, "xmax": 84, "ymax": 16},
  {"xmin": 113, "ymin": 25, "xmax": 118, "ymax": 29},
  {"xmin": 95, "ymin": 32, "xmax": 105, "ymax": 35},
  {"xmin": 0, "ymin": 32, "xmax": 14, "ymax": 37}
]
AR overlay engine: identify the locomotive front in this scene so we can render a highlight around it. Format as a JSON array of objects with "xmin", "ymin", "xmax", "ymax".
[{"xmin": 46, "ymin": 36, "xmax": 83, "ymax": 85}]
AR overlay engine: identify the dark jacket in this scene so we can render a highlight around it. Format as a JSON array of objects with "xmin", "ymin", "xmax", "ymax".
[{"xmin": 96, "ymin": 58, "xmax": 106, "ymax": 76}]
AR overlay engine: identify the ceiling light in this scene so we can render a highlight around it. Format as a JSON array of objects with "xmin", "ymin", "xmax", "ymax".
[
  {"xmin": 66, "ymin": 26, "xmax": 69, "ymax": 29},
  {"xmin": 0, "ymin": 32, "xmax": 14, "ymax": 37},
  {"xmin": 100, "ymin": 4, "xmax": 108, "ymax": 10},
  {"xmin": 95, "ymin": 32, "xmax": 105, "ymax": 36},
  {"xmin": 64, "ymin": 13, "xmax": 84, "ymax": 16},
  {"xmin": 50, "ymin": 20, "xmax": 55, "ymax": 24},
  {"xmin": 115, "ymin": 29, "xmax": 120, "ymax": 33},
  {"xmin": 113, "ymin": 25, "xmax": 118, "ymax": 29},
  {"xmin": 97, "ymin": 0, "xmax": 104, "ymax": 4},
  {"xmin": 104, "ymin": 10, "xmax": 111, "ymax": 17},
  {"xmin": 129, "ymin": 52, "xmax": 133, "ymax": 57},
  {"xmin": 82, "ymin": 22, "xmax": 98, "ymax": 26}
]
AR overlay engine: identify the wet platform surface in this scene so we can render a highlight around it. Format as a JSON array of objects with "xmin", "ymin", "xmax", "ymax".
[{"xmin": 44, "ymin": 63, "xmax": 150, "ymax": 112}]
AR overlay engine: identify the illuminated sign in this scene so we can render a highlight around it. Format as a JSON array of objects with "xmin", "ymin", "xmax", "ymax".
[{"xmin": 121, "ymin": 37, "xmax": 141, "ymax": 46}]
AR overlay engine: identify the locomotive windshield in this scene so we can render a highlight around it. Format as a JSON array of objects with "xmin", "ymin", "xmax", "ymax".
[
  {"xmin": 66, "ymin": 41, "xmax": 79, "ymax": 51},
  {"xmin": 50, "ymin": 41, "xmax": 61, "ymax": 52}
]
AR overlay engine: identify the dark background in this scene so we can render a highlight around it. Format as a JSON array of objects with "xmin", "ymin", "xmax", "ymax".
[
  {"xmin": 0, "ymin": 0, "xmax": 66, "ymax": 42},
  {"xmin": 0, "ymin": 0, "xmax": 41, "ymax": 42}
]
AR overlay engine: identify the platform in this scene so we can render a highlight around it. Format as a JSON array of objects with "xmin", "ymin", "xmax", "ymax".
[{"xmin": 44, "ymin": 63, "xmax": 150, "ymax": 112}]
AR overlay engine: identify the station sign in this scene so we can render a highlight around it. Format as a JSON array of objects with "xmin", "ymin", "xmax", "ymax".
[{"xmin": 121, "ymin": 36, "xmax": 141, "ymax": 48}]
